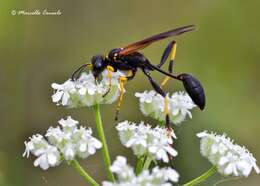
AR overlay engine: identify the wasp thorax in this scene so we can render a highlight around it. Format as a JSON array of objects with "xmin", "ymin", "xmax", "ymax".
[{"xmin": 108, "ymin": 48, "xmax": 122, "ymax": 61}]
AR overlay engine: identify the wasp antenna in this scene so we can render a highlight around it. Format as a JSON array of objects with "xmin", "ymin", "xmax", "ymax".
[{"xmin": 71, "ymin": 64, "xmax": 87, "ymax": 80}]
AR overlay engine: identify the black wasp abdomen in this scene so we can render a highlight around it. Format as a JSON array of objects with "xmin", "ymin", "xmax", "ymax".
[{"xmin": 178, "ymin": 73, "xmax": 205, "ymax": 110}]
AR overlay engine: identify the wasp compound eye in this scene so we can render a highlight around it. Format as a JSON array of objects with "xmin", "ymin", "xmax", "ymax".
[
  {"xmin": 91, "ymin": 55, "xmax": 105, "ymax": 80},
  {"xmin": 178, "ymin": 73, "xmax": 205, "ymax": 110},
  {"xmin": 91, "ymin": 55, "xmax": 104, "ymax": 68}
]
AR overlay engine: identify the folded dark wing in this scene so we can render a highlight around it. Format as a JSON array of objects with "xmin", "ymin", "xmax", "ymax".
[{"xmin": 119, "ymin": 25, "xmax": 196, "ymax": 56}]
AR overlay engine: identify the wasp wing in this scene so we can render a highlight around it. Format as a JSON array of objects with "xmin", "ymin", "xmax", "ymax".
[{"xmin": 119, "ymin": 25, "xmax": 196, "ymax": 56}]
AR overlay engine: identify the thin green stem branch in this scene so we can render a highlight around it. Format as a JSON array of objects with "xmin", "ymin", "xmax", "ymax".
[
  {"xmin": 183, "ymin": 166, "xmax": 217, "ymax": 186},
  {"xmin": 135, "ymin": 156, "xmax": 145, "ymax": 175},
  {"xmin": 143, "ymin": 156, "xmax": 152, "ymax": 170},
  {"xmin": 70, "ymin": 160, "xmax": 99, "ymax": 186},
  {"xmin": 93, "ymin": 104, "xmax": 115, "ymax": 182}
]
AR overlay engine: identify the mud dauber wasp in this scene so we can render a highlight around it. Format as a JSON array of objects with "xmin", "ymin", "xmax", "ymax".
[{"xmin": 72, "ymin": 25, "xmax": 205, "ymax": 128}]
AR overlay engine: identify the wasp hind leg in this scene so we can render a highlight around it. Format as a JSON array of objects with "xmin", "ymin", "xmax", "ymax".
[
  {"xmin": 71, "ymin": 63, "xmax": 93, "ymax": 80},
  {"xmin": 143, "ymin": 67, "xmax": 176, "ymax": 162},
  {"xmin": 142, "ymin": 68, "xmax": 170, "ymax": 128},
  {"xmin": 157, "ymin": 41, "xmax": 177, "ymax": 87}
]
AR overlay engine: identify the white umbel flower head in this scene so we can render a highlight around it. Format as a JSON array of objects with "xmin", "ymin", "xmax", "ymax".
[
  {"xmin": 197, "ymin": 131, "xmax": 260, "ymax": 177},
  {"xmin": 103, "ymin": 156, "xmax": 179, "ymax": 186},
  {"xmin": 46, "ymin": 116, "xmax": 102, "ymax": 160},
  {"xmin": 135, "ymin": 90, "xmax": 196, "ymax": 125},
  {"xmin": 116, "ymin": 121, "xmax": 177, "ymax": 163},
  {"xmin": 23, "ymin": 116, "xmax": 102, "ymax": 170},
  {"xmin": 51, "ymin": 70, "xmax": 126, "ymax": 108}
]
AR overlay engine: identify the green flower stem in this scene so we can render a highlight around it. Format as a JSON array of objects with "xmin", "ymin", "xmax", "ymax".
[
  {"xmin": 183, "ymin": 166, "xmax": 217, "ymax": 186},
  {"xmin": 93, "ymin": 104, "xmax": 115, "ymax": 182},
  {"xmin": 143, "ymin": 156, "xmax": 152, "ymax": 170},
  {"xmin": 70, "ymin": 159, "xmax": 99, "ymax": 186},
  {"xmin": 135, "ymin": 156, "xmax": 145, "ymax": 175}
]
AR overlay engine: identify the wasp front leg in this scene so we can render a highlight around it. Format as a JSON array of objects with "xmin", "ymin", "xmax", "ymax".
[
  {"xmin": 114, "ymin": 76, "xmax": 127, "ymax": 121},
  {"xmin": 102, "ymin": 65, "xmax": 115, "ymax": 97},
  {"xmin": 157, "ymin": 41, "xmax": 177, "ymax": 87}
]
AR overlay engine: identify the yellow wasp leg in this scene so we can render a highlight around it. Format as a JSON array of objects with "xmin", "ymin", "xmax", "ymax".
[
  {"xmin": 164, "ymin": 96, "xmax": 170, "ymax": 130},
  {"xmin": 160, "ymin": 43, "xmax": 177, "ymax": 87},
  {"xmin": 115, "ymin": 76, "xmax": 127, "ymax": 120},
  {"xmin": 164, "ymin": 96, "xmax": 169, "ymax": 115},
  {"xmin": 103, "ymin": 65, "xmax": 115, "ymax": 97}
]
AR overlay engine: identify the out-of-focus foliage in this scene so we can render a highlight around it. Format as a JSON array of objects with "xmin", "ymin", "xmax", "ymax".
[{"xmin": 0, "ymin": 0, "xmax": 259, "ymax": 185}]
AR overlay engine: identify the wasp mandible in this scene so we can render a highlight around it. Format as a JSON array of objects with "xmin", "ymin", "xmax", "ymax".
[{"xmin": 72, "ymin": 25, "xmax": 205, "ymax": 128}]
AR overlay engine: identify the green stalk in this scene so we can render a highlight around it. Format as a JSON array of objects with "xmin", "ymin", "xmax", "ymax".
[
  {"xmin": 135, "ymin": 156, "xmax": 145, "ymax": 175},
  {"xmin": 143, "ymin": 156, "xmax": 152, "ymax": 170},
  {"xmin": 93, "ymin": 104, "xmax": 115, "ymax": 182},
  {"xmin": 183, "ymin": 166, "xmax": 217, "ymax": 186},
  {"xmin": 70, "ymin": 160, "xmax": 99, "ymax": 186}
]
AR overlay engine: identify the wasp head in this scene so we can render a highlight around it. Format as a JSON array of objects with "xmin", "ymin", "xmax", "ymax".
[{"xmin": 91, "ymin": 55, "xmax": 106, "ymax": 81}]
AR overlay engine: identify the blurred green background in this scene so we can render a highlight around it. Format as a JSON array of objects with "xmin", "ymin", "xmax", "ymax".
[{"xmin": 1, "ymin": 0, "xmax": 260, "ymax": 185}]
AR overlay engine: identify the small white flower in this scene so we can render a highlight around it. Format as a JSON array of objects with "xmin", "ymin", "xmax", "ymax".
[
  {"xmin": 135, "ymin": 90, "xmax": 196, "ymax": 125},
  {"xmin": 197, "ymin": 131, "xmax": 260, "ymax": 177},
  {"xmin": 23, "ymin": 134, "xmax": 61, "ymax": 170},
  {"xmin": 110, "ymin": 156, "xmax": 135, "ymax": 181},
  {"xmin": 103, "ymin": 156, "xmax": 179, "ymax": 186},
  {"xmin": 63, "ymin": 143, "xmax": 76, "ymax": 160},
  {"xmin": 33, "ymin": 145, "xmax": 60, "ymax": 170},
  {"xmin": 51, "ymin": 80, "xmax": 76, "ymax": 106},
  {"xmin": 58, "ymin": 116, "xmax": 78, "ymax": 133},
  {"xmin": 151, "ymin": 166, "xmax": 179, "ymax": 183},
  {"xmin": 45, "ymin": 126, "xmax": 69, "ymax": 147},
  {"xmin": 23, "ymin": 134, "xmax": 50, "ymax": 158},
  {"xmin": 116, "ymin": 121, "xmax": 177, "ymax": 163},
  {"xmin": 169, "ymin": 92, "xmax": 196, "ymax": 124},
  {"xmin": 74, "ymin": 127, "xmax": 102, "ymax": 158},
  {"xmin": 23, "ymin": 116, "xmax": 102, "ymax": 170},
  {"xmin": 51, "ymin": 70, "xmax": 126, "ymax": 108}
]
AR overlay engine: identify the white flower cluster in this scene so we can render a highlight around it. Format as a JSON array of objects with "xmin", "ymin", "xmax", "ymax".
[
  {"xmin": 23, "ymin": 116, "xmax": 102, "ymax": 170},
  {"xmin": 23, "ymin": 134, "xmax": 61, "ymax": 170},
  {"xmin": 52, "ymin": 70, "xmax": 125, "ymax": 107},
  {"xmin": 116, "ymin": 121, "xmax": 177, "ymax": 163},
  {"xmin": 103, "ymin": 156, "xmax": 179, "ymax": 186},
  {"xmin": 135, "ymin": 90, "xmax": 196, "ymax": 125},
  {"xmin": 197, "ymin": 131, "xmax": 260, "ymax": 177}
]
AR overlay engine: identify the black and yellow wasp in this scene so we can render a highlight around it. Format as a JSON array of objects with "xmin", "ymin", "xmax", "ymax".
[{"xmin": 72, "ymin": 25, "xmax": 205, "ymax": 128}]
